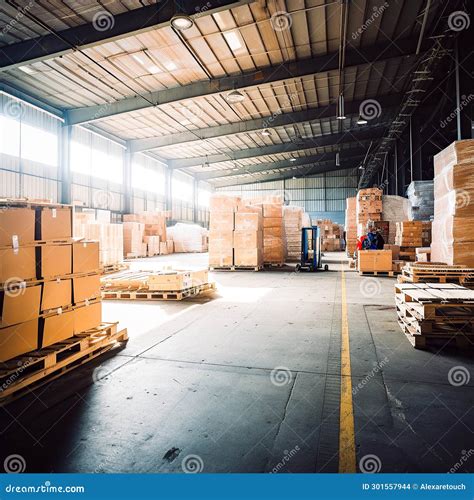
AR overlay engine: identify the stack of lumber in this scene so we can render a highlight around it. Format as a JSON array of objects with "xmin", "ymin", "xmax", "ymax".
[
  {"xmin": 283, "ymin": 206, "xmax": 304, "ymax": 261},
  {"xmin": 356, "ymin": 188, "xmax": 383, "ymax": 236},
  {"xmin": 395, "ymin": 282, "xmax": 474, "ymax": 349},
  {"xmin": 234, "ymin": 207, "xmax": 264, "ymax": 268},
  {"xmin": 381, "ymin": 195, "xmax": 411, "ymax": 244},
  {"xmin": 167, "ymin": 223, "xmax": 207, "ymax": 253},
  {"xmin": 398, "ymin": 262, "xmax": 474, "ymax": 288},
  {"xmin": 262, "ymin": 203, "xmax": 284, "ymax": 265},
  {"xmin": 123, "ymin": 211, "xmax": 171, "ymax": 257},
  {"xmin": 316, "ymin": 219, "xmax": 343, "ymax": 252},
  {"xmin": 407, "ymin": 180, "xmax": 434, "ymax": 220},
  {"xmin": 101, "ymin": 268, "xmax": 215, "ymax": 300},
  {"xmin": 395, "ymin": 221, "xmax": 424, "ymax": 261},
  {"xmin": 431, "ymin": 140, "xmax": 474, "ymax": 267},
  {"xmin": 345, "ymin": 197, "xmax": 357, "ymax": 256},
  {"xmin": 0, "ymin": 200, "xmax": 105, "ymax": 363},
  {"xmin": 74, "ymin": 210, "xmax": 124, "ymax": 268},
  {"xmin": 209, "ymin": 195, "xmax": 241, "ymax": 268}
]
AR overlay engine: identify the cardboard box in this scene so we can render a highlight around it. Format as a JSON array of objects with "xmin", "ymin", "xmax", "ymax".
[
  {"xmin": 40, "ymin": 207, "xmax": 72, "ymax": 240},
  {"xmin": 0, "ymin": 284, "xmax": 41, "ymax": 327},
  {"xmin": 358, "ymin": 250, "xmax": 393, "ymax": 272},
  {"xmin": 0, "ymin": 208, "xmax": 35, "ymax": 247},
  {"xmin": 74, "ymin": 301, "xmax": 102, "ymax": 334},
  {"xmin": 234, "ymin": 248, "xmax": 263, "ymax": 267},
  {"xmin": 148, "ymin": 272, "xmax": 192, "ymax": 291},
  {"xmin": 264, "ymin": 226, "xmax": 283, "ymax": 238},
  {"xmin": 41, "ymin": 278, "xmax": 72, "ymax": 311},
  {"xmin": 263, "ymin": 217, "xmax": 282, "ymax": 228},
  {"xmin": 263, "ymin": 204, "xmax": 283, "ymax": 218},
  {"xmin": 73, "ymin": 274, "xmax": 100, "ymax": 303},
  {"xmin": 233, "ymin": 230, "xmax": 263, "ymax": 249},
  {"xmin": 190, "ymin": 269, "xmax": 209, "ymax": 287},
  {"xmin": 209, "ymin": 212, "xmax": 234, "ymax": 232},
  {"xmin": 234, "ymin": 212, "xmax": 262, "ymax": 231},
  {"xmin": 0, "ymin": 319, "xmax": 39, "ymax": 362},
  {"xmin": 209, "ymin": 195, "xmax": 241, "ymax": 213},
  {"xmin": 41, "ymin": 310, "xmax": 74, "ymax": 348},
  {"xmin": 39, "ymin": 244, "xmax": 72, "ymax": 279},
  {"xmin": 0, "ymin": 246, "xmax": 36, "ymax": 284},
  {"xmin": 208, "ymin": 231, "xmax": 233, "ymax": 252},
  {"xmin": 209, "ymin": 251, "xmax": 233, "ymax": 267},
  {"xmin": 384, "ymin": 244, "xmax": 400, "ymax": 261},
  {"xmin": 73, "ymin": 241, "xmax": 100, "ymax": 274}
]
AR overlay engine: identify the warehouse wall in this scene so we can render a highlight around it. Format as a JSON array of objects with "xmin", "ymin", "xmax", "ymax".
[
  {"xmin": 0, "ymin": 93, "xmax": 61, "ymax": 201},
  {"xmin": 216, "ymin": 168, "xmax": 358, "ymax": 225}
]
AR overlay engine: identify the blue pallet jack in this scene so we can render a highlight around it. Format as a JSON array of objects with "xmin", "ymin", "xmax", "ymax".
[{"xmin": 295, "ymin": 226, "xmax": 329, "ymax": 272}]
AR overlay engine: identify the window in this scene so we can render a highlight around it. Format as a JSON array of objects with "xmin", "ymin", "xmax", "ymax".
[
  {"xmin": 21, "ymin": 123, "xmax": 58, "ymax": 166},
  {"xmin": 71, "ymin": 139, "xmax": 123, "ymax": 183},
  {"xmin": 198, "ymin": 188, "xmax": 210, "ymax": 207},
  {"xmin": 173, "ymin": 177, "xmax": 193, "ymax": 201},
  {"xmin": 71, "ymin": 140, "xmax": 91, "ymax": 175},
  {"xmin": 0, "ymin": 115, "xmax": 20, "ymax": 157},
  {"xmin": 132, "ymin": 163, "xmax": 165, "ymax": 194}
]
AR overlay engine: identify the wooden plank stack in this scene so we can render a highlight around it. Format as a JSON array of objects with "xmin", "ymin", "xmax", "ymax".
[
  {"xmin": 356, "ymin": 188, "xmax": 383, "ymax": 236},
  {"xmin": 283, "ymin": 206, "xmax": 304, "ymax": 262},
  {"xmin": 345, "ymin": 197, "xmax": 357, "ymax": 256},
  {"xmin": 431, "ymin": 140, "xmax": 474, "ymax": 267},
  {"xmin": 262, "ymin": 203, "xmax": 284, "ymax": 265},
  {"xmin": 398, "ymin": 262, "xmax": 474, "ymax": 288},
  {"xmin": 395, "ymin": 282, "xmax": 474, "ymax": 349}
]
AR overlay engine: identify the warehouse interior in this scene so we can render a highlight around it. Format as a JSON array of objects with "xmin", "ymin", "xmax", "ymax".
[{"xmin": 0, "ymin": 0, "xmax": 473, "ymax": 475}]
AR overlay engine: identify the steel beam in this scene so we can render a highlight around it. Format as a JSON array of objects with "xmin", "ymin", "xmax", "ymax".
[
  {"xmin": 169, "ymin": 127, "xmax": 385, "ymax": 169},
  {"xmin": 129, "ymin": 96, "xmax": 401, "ymax": 153},
  {"xmin": 65, "ymin": 38, "xmax": 425, "ymax": 125},
  {"xmin": 0, "ymin": 1, "xmax": 252, "ymax": 71}
]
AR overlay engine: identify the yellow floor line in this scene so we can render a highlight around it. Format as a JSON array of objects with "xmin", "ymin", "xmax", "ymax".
[{"xmin": 339, "ymin": 266, "xmax": 357, "ymax": 472}]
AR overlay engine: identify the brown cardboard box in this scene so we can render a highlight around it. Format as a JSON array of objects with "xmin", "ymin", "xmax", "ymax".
[
  {"xmin": 190, "ymin": 269, "xmax": 209, "ymax": 287},
  {"xmin": 42, "ymin": 310, "xmax": 74, "ymax": 347},
  {"xmin": 384, "ymin": 244, "xmax": 400, "ymax": 261},
  {"xmin": 209, "ymin": 212, "xmax": 234, "ymax": 232},
  {"xmin": 263, "ymin": 217, "xmax": 282, "ymax": 228},
  {"xmin": 234, "ymin": 248, "xmax": 263, "ymax": 267},
  {"xmin": 40, "ymin": 244, "xmax": 72, "ymax": 278},
  {"xmin": 40, "ymin": 207, "xmax": 72, "ymax": 240},
  {"xmin": 148, "ymin": 272, "xmax": 192, "ymax": 291},
  {"xmin": 233, "ymin": 230, "xmax": 263, "ymax": 248},
  {"xmin": 74, "ymin": 302, "xmax": 102, "ymax": 334},
  {"xmin": 209, "ymin": 251, "xmax": 233, "ymax": 267},
  {"xmin": 41, "ymin": 278, "xmax": 72, "ymax": 311},
  {"xmin": 263, "ymin": 204, "xmax": 283, "ymax": 218},
  {"xmin": 0, "ymin": 246, "xmax": 36, "ymax": 284},
  {"xmin": 0, "ymin": 319, "xmax": 39, "ymax": 362},
  {"xmin": 0, "ymin": 208, "xmax": 35, "ymax": 247},
  {"xmin": 0, "ymin": 284, "xmax": 41, "ymax": 327},
  {"xmin": 73, "ymin": 241, "xmax": 100, "ymax": 274},
  {"xmin": 208, "ymin": 231, "xmax": 233, "ymax": 252},
  {"xmin": 73, "ymin": 274, "xmax": 100, "ymax": 303},
  {"xmin": 209, "ymin": 195, "xmax": 242, "ymax": 213},
  {"xmin": 358, "ymin": 250, "xmax": 393, "ymax": 272},
  {"xmin": 234, "ymin": 212, "xmax": 262, "ymax": 231}
]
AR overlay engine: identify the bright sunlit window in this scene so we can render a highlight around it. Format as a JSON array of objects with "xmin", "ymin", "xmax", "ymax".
[
  {"xmin": 132, "ymin": 163, "xmax": 165, "ymax": 195},
  {"xmin": 0, "ymin": 115, "xmax": 20, "ymax": 157},
  {"xmin": 198, "ymin": 188, "xmax": 210, "ymax": 207},
  {"xmin": 70, "ymin": 140, "xmax": 91, "ymax": 175},
  {"xmin": 71, "ymin": 140, "xmax": 123, "ymax": 183},
  {"xmin": 21, "ymin": 123, "xmax": 58, "ymax": 167},
  {"xmin": 173, "ymin": 177, "xmax": 193, "ymax": 201}
]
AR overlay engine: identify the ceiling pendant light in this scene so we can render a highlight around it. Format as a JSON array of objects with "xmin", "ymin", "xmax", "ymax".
[
  {"xmin": 336, "ymin": 152, "xmax": 340, "ymax": 166},
  {"xmin": 171, "ymin": 15, "xmax": 194, "ymax": 31},
  {"xmin": 226, "ymin": 90, "xmax": 245, "ymax": 103},
  {"xmin": 289, "ymin": 157, "xmax": 296, "ymax": 162},
  {"xmin": 357, "ymin": 116, "xmax": 368, "ymax": 125},
  {"xmin": 261, "ymin": 128, "xmax": 272, "ymax": 136},
  {"xmin": 336, "ymin": 94, "xmax": 346, "ymax": 120}
]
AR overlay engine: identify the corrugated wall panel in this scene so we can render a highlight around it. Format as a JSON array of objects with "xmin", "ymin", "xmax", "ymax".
[
  {"xmin": 305, "ymin": 199, "xmax": 325, "ymax": 212},
  {"xmin": 305, "ymin": 176, "xmax": 325, "ymax": 188},
  {"xmin": 325, "ymin": 199, "xmax": 346, "ymax": 211},
  {"xmin": 0, "ymin": 170, "xmax": 18, "ymax": 197},
  {"xmin": 71, "ymin": 184, "xmax": 90, "ymax": 206}
]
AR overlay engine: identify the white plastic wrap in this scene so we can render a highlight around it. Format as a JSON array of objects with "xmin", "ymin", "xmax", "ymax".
[{"xmin": 168, "ymin": 223, "xmax": 207, "ymax": 253}]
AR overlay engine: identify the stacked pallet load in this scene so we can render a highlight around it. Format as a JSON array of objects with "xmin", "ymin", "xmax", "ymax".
[
  {"xmin": 431, "ymin": 140, "xmax": 474, "ymax": 267},
  {"xmin": 381, "ymin": 195, "xmax": 411, "ymax": 244},
  {"xmin": 356, "ymin": 188, "xmax": 383, "ymax": 236},
  {"xmin": 398, "ymin": 262, "xmax": 474, "ymax": 289},
  {"xmin": 406, "ymin": 180, "xmax": 434, "ymax": 220},
  {"xmin": 395, "ymin": 221, "xmax": 423, "ymax": 262},
  {"xmin": 0, "ymin": 199, "xmax": 127, "ymax": 402},
  {"xmin": 262, "ymin": 203, "xmax": 284, "ymax": 266},
  {"xmin": 209, "ymin": 195, "xmax": 241, "ymax": 269},
  {"xmin": 167, "ymin": 223, "xmax": 208, "ymax": 253},
  {"xmin": 317, "ymin": 219, "xmax": 343, "ymax": 252},
  {"xmin": 101, "ymin": 268, "xmax": 215, "ymax": 301},
  {"xmin": 123, "ymin": 221, "xmax": 146, "ymax": 258},
  {"xmin": 358, "ymin": 250, "xmax": 394, "ymax": 275},
  {"xmin": 395, "ymin": 282, "xmax": 474, "ymax": 349},
  {"xmin": 283, "ymin": 206, "xmax": 304, "ymax": 262},
  {"xmin": 74, "ymin": 210, "xmax": 124, "ymax": 270},
  {"xmin": 345, "ymin": 197, "xmax": 357, "ymax": 256},
  {"xmin": 123, "ymin": 211, "xmax": 171, "ymax": 258},
  {"xmin": 234, "ymin": 206, "xmax": 264, "ymax": 269}
]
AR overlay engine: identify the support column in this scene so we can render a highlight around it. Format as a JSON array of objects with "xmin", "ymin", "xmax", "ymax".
[
  {"xmin": 411, "ymin": 116, "xmax": 423, "ymax": 181},
  {"xmin": 193, "ymin": 179, "xmax": 199, "ymax": 223},
  {"xmin": 60, "ymin": 125, "xmax": 71, "ymax": 204},
  {"xmin": 123, "ymin": 149, "xmax": 132, "ymax": 214},
  {"xmin": 165, "ymin": 167, "xmax": 173, "ymax": 212},
  {"xmin": 456, "ymin": 28, "xmax": 474, "ymax": 139}
]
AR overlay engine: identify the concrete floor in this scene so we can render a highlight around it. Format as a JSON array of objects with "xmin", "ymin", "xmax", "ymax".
[{"xmin": 0, "ymin": 252, "xmax": 473, "ymax": 473}]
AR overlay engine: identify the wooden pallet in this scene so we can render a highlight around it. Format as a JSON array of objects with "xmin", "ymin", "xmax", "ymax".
[
  {"xmin": 209, "ymin": 265, "xmax": 263, "ymax": 272},
  {"xmin": 264, "ymin": 262, "xmax": 285, "ymax": 268},
  {"xmin": 0, "ymin": 322, "xmax": 128, "ymax": 405},
  {"xmin": 396, "ymin": 306, "xmax": 474, "ymax": 334},
  {"xmin": 101, "ymin": 282, "xmax": 216, "ymax": 301},
  {"xmin": 359, "ymin": 270, "xmax": 398, "ymax": 277},
  {"xmin": 398, "ymin": 320, "xmax": 474, "ymax": 350},
  {"xmin": 0, "ymin": 198, "xmax": 70, "ymax": 209},
  {"xmin": 100, "ymin": 263, "xmax": 130, "ymax": 275}
]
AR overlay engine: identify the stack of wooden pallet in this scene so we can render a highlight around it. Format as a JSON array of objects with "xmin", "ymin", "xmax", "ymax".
[
  {"xmin": 398, "ymin": 262, "xmax": 474, "ymax": 288},
  {"xmin": 101, "ymin": 269, "xmax": 216, "ymax": 300},
  {"xmin": 395, "ymin": 282, "xmax": 474, "ymax": 349},
  {"xmin": 0, "ymin": 199, "xmax": 127, "ymax": 403}
]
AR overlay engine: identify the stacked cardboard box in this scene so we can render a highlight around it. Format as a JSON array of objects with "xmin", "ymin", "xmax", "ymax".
[
  {"xmin": 262, "ymin": 203, "xmax": 284, "ymax": 265},
  {"xmin": 0, "ymin": 201, "xmax": 102, "ymax": 363},
  {"xmin": 358, "ymin": 249, "xmax": 393, "ymax": 273},
  {"xmin": 209, "ymin": 195, "xmax": 241, "ymax": 267},
  {"xmin": 431, "ymin": 140, "xmax": 474, "ymax": 267},
  {"xmin": 283, "ymin": 206, "xmax": 304, "ymax": 262},
  {"xmin": 381, "ymin": 195, "xmax": 411, "ymax": 244},
  {"xmin": 395, "ymin": 221, "xmax": 424, "ymax": 261},
  {"xmin": 316, "ymin": 219, "xmax": 343, "ymax": 252},
  {"xmin": 123, "ymin": 211, "xmax": 170, "ymax": 257},
  {"xmin": 123, "ymin": 222, "xmax": 146, "ymax": 258},
  {"xmin": 345, "ymin": 197, "xmax": 357, "ymax": 256},
  {"xmin": 234, "ymin": 208, "xmax": 264, "ymax": 267},
  {"xmin": 356, "ymin": 188, "xmax": 383, "ymax": 236},
  {"xmin": 421, "ymin": 221, "xmax": 432, "ymax": 247}
]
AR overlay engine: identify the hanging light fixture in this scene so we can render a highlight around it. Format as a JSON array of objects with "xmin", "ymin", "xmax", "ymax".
[
  {"xmin": 336, "ymin": 94, "xmax": 346, "ymax": 120},
  {"xmin": 171, "ymin": 15, "xmax": 194, "ymax": 31},
  {"xmin": 357, "ymin": 116, "xmax": 368, "ymax": 125},
  {"xmin": 289, "ymin": 157, "xmax": 297, "ymax": 162},
  {"xmin": 261, "ymin": 128, "xmax": 272, "ymax": 136},
  {"xmin": 336, "ymin": 152, "xmax": 340, "ymax": 166},
  {"xmin": 225, "ymin": 90, "xmax": 246, "ymax": 103}
]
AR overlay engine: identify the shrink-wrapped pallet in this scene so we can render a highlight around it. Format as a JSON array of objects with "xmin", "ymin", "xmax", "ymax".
[
  {"xmin": 381, "ymin": 195, "xmax": 411, "ymax": 244},
  {"xmin": 406, "ymin": 181, "xmax": 434, "ymax": 220},
  {"xmin": 168, "ymin": 223, "xmax": 207, "ymax": 253}
]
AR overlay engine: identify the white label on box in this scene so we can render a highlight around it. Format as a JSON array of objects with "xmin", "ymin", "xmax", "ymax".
[
  {"xmin": 57, "ymin": 277, "xmax": 61, "ymax": 283},
  {"xmin": 12, "ymin": 235, "xmax": 19, "ymax": 254},
  {"xmin": 52, "ymin": 208, "xmax": 57, "ymax": 218},
  {"xmin": 85, "ymin": 299, "xmax": 90, "ymax": 306},
  {"xmin": 57, "ymin": 307, "xmax": 63, "ymax": 315}
]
